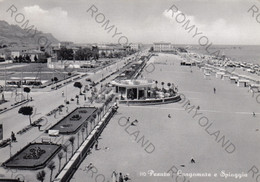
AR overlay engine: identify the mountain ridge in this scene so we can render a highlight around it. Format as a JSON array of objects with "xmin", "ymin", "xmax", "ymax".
[{"xmin": 0, "ymin": 20, "xmax": 59, "ymax": 47}]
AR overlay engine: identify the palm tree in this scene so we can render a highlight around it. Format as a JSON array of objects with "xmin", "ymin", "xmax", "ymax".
[
  {"xmin": 167, "ymin": 83, "xmax": 171, "ymax": 90},
  {"xmin": 69, "ymin": 136, "xmax": 75, "ymax": 155},
  {"xmin": 47, "ymin": 161, "xmax": 56, "ymax": 182},
  {"xmin": 84, "ymin": 122, "xmax": 88, "ymax": 138},
  {"xmin": 90, "ymin": 118, "xmax": 95, "ymax": 131},
  {"xmin": 97, "ymin": 108, "xmax": 102, "ymax": 121},
  {"xmin": 52, "ymin": 77, "xmax": 58, "ymax": 90},
  {"xmin": 77, "ymin": 132, "xmax": 80, "ymax": 148},
  {"xmin": 36, "ymin": 170, "xmax": 46, "ymax": 182},
  {"xmin": 62, "ymin": 145, "xmax": 68, "ymax": 163},
  {"xmin": 161, "ymin": 82, "xmax": 165, "ymax": 89},
  {"xmin": 58, "ymin": 152, "xmax": 63, "ymax": 172},
  {"xmin": 92, "ymin": 113, "xmax": 97, "ymax": 126},
  {"xmin": 81, "ymin": 127, "xmax": 85, "ymax": 143}
]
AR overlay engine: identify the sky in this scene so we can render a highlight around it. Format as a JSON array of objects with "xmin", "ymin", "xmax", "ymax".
[{"xmin": 0, "ymin": 0, "xmax": 260, "ymax": 45}]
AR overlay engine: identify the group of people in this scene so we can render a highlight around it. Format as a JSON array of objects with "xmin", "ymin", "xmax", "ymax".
[
  {"xmin": 127, "ymin": 117, "xmax": 138, "ymax": 126},
  {"xmin": 112, "ymin": 170, "xmax": 131, "ymax": 182}
]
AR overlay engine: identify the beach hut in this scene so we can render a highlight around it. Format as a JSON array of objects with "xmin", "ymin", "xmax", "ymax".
[
  {"xmin": 204, "ymin": 73, "xmax": 211, "ymax": 79},
  {"xmin": 250, "ymin": 84, "xmax": 260, "ymax": 92},
  {"xmin": 237, "ymin": 79, "xmax": 250, "ymax": 87},
  {"xmin": 222, "ymin": 75, "xmax": 230, "ymax": 81},
  {"xmin": 216, "ymin": 72, "xmax": 225, "ymax": 79},
  {"xmin": 230, "ymin": 76, "xmax": 239, "ymax": 84}
]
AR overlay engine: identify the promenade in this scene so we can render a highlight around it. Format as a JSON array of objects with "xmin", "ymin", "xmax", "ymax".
[
  {"xmin": 71, "ymin": 53, "xmax": 260, "ymax": 182},
  {"xmin": 0, "ymin": 55, "xmax": 131, "ymax": 181}
]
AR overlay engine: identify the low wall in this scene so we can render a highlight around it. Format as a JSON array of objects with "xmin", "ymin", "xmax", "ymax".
[
  {"xmin": 118, "ymin": 95, "xmax": 181, "ymax": 105},
  {"xmin": 54, "ymin": 107, "xmax": 116, "ymax": 182}
]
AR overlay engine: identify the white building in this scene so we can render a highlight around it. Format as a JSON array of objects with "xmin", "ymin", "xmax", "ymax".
[
  {"xmin": 153, "ymin": 42, "xmax": 174, "ymax": 52},
  {"xmin": 130, "ymin": 43, "xmax": 140, "ymax": 50}
]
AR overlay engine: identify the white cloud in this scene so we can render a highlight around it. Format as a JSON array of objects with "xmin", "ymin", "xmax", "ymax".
[{"xmin": 162, "ymin": 8, "xmax": 245, "ymax": 44}]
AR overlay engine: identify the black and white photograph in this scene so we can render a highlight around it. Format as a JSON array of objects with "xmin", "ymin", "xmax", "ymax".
[{"xmin": 0, "ymin": 0, "xmax": 260, "ymax": 181}]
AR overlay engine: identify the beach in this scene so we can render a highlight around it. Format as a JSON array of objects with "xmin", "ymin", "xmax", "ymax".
[{"xmin": 71, "ymin": 53, "xmax": 260, "ymax": 182}]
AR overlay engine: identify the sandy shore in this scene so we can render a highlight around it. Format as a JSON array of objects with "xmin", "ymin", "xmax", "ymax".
[{"xmin": 71, "ymin": 53, "xmax": 260, "ymax": 182}]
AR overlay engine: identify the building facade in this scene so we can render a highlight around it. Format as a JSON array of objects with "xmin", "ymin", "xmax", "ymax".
[{"xmin": 153, "ymin": 42, "xmax": 175, "ymax": 52}]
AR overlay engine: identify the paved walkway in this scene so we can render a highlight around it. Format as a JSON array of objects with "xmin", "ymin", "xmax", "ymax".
[{"xmin": 71, "ymin": 53, "xmax": 260, "ymax": 182}]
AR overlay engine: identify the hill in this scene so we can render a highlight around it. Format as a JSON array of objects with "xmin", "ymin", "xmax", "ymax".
[{"xmin": 0, "ymin": 20, "xmax": 59, "ymax": 47}]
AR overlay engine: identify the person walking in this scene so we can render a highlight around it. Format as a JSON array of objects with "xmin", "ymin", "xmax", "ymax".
[
  {"xmin": 213, "ymin": 88, "xmax": 216, "ymax": 94},
  {"xmin": 119, "ymin": 173, "xmax": 124, "ymax": 182},
  {"xmin": 11, "ymin": 131, "xmax": 16, "ymax": 142},
  {"xmin": 124, "ymin": 174, "xmax": 131, "ymax": 181},
  {"xmin": 131, "ymin": 119, "xmax": 138, "ymax": 126},
  {"xmin": 127, "ymin": 117, "xmax": 130, "ymax": 123},
  {"xmin": 111, "ymin": 170, "xmax": 118, "ymax": 182},
  {"xmin": 191, "ymin": 158, "xmax": 195, "ymax": 163},
  {"xmin": 95, "ymin": 141, "xmax": 99, "ymax": 150}
]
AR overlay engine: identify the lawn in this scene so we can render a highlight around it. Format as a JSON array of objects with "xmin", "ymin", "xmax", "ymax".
[
  {"xmin": 3, "ymin": 143, "xmax": 61, "ymax": 170},
  {"xmin": 49, "ymin": 107, "xmax": 97, "ymax": 134}
]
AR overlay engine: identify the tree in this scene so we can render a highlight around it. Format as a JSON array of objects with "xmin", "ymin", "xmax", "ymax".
[
  {"xmin": 62, "ymin": 145, "xmax": 68, "ymax": 163},
  {"xmin": 84, "ymin": 122, "xmax": 88, "ymax": 138},
  {"xmin": 108, "ymin": 52, "xmax": 113, "ymax": 58},
  {"xmin": 25, "ymin": 55, "xmax": 31, "ymax": 62},
  {"xmin": 34, "ymin": 55, "xmax": 38, "ymax": 62},
  {"xmin": 81, "ymin": 127, "xmax": 85, "ymax": 143},
  {"xmin": 47, "ymin": 161, "xmax": 56, "ymax": 182},
  {"xmin": 78, "ymin": 47, "xmax": 89, "ymax": 60},
  {"xmin": 92, "ymin": 46, "xmax": 99, "ymax": 60},
  {"xmin": 101, "ymin": 51, "xmax": 106, "ymax": 58},
  {"xmin": 23, "ymin": 87, "xmax": 31, "ymax": 100},
  {"xmin": 14, "ymin": 56, "xmax": 18, "ymax": 62},
  {"xmin": 155, "ymin": 80, "xmax": 158, "ymax": 88},
  {"xmin": 58, "ymin": 152, "xmax": 63, "ymax": 172},
  {"xmin": 52, "ymin": 77, "xmax": 58, "ymax": 89},
  {"xmin": 167, "ymin": 83, "xmax": 171, "ymax": 90},
  {"xmin": 36, "ymin": 170, "xmax": 46, "ymax": 182},
  {"xmin": 18, "ymin": 55, "xmax": 23, "ymax": 62},
  {"xmin": 90, "ymin": 118, "xmax": 95, "ymax": 131},
  {"xmin": 92, "ymin": 113, "xmax": 97, "ymax": 126},
  {"xmin": 73, "ymin": 82, "xmax": 83, "ymax": 95},
  {"xmin": 161, "ymin": 82, "xmax": 165, "ymax": 89},
  {"xmin": 18, "ymin": 106, "xmax": 33, "ymax": 125},
  {"xmin": 69, "ymin": 136, "xmax": 75, "ymax": 155},
  {"xmin": 97, "ymin": 108, "xmax": 102, "ymax": 121},
  {"xmin": 57, "ymin": 47, "xmax": 74, "ymax": 60}
]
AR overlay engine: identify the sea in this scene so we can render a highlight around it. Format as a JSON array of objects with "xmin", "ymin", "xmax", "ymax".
[{"xmin": 186, "ymin": 45, "xmax": 260, "ymax": 65}]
